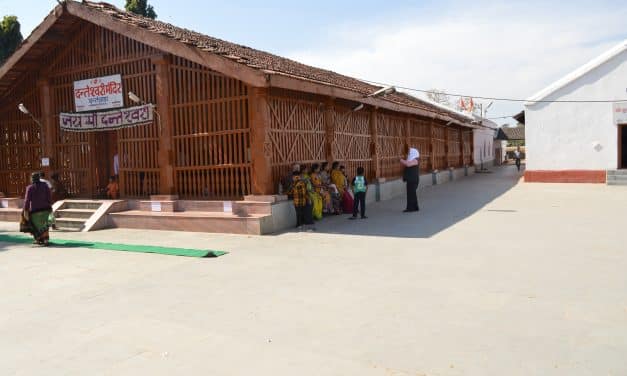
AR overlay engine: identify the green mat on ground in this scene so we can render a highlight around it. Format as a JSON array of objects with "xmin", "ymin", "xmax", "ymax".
[{"xmin": 0, "ymin": 234, "xmax": 227, "ymax": 258}]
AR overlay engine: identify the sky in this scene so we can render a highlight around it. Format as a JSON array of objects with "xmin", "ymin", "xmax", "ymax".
[{"xmin": 1, "ymin": 0, "xmax": 626, "ymax": 125}]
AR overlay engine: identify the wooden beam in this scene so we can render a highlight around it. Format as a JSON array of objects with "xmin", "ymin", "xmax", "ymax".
[
  {"xmin": 153, "ymin": 55, "xmax": 174, "ymax": 195},
  {"xmin": 429, "ymin": 119, "xmax": 435, "ymax": 171},
  {"xmin": 248, "ymin": 87, "xmax": 274, "ymax": 195},
  {"xmin": 324, "ymin": 98, "xmax": 335, "ymax": 163},
  {"xmin": 65, "ymin": 2, "xmax": 267, "ymax": 87},
  {"xmin": 38, "ymin": 79, "xmax": 54, "ymax": 176},
  {"xmin": 370, "ymin": 108, "xmax": 380, "ymax": 179}
]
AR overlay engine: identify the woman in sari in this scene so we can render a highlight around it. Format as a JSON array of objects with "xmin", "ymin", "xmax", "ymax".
[
  {"xmin": 313, "ymin": 163, "xmax": 332, "ymax": 214},
  {"xmin": 330, "ymin": 162, "xmax": 348, "ymax": 213},
  {"xmin": 309, "ymin": 164, "xmax": 325, "ymax": 220},
  {"xmin": 22, "ymin": 172, "xmax": 53, "ymax": 246},
  {"xmin": 322, "ymin": 162, "xmax": 341, "ymax": 214}
]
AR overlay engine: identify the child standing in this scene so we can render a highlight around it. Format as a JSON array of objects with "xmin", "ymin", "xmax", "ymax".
[
  {"xmin": 287, "ymin": 171, "xmax": 308, "ymax": 229},
  {"xmin": 349, "ymin": 167, "xmax": 368, "ymax": 220}
]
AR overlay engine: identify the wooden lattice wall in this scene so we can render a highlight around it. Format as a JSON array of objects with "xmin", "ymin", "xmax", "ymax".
[
  {"xmin": 170, "ymin": 56, "xmax": 251, "ymax": 199},
  {"xmin": 45, "ymin": 22, "xmax": 161, "ymax": 197},
  {"xmin": 267, "ymin": 93, "xmax": 326, "ymax": 185},
  {"xmin": 447, "ymin": 128, "xmax": 462, "ymax": 168},
  {"xmin": 408, "ymin": 118, "xmax": 432, "ymax": 172},
  {"xmin": 332, "ymin": 106, "xmax": 373, "ymax": 180},
  {"xmin": 377, "ymin": 113, "xmax": 407, "ymax": 179},
  {"xmin": 0, "ymin": 74, "xmax": 42, "ymax": 196}
]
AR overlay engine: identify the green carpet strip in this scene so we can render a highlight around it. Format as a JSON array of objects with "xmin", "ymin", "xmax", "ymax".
[{"xmin": 0, "ymin": 234, "xmax": 227, "ymax": 258}]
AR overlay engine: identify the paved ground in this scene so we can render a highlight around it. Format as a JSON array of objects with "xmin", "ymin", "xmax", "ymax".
[{"xmin": 1, "ymin": 165, "xmax": 627, "ymax": 375}]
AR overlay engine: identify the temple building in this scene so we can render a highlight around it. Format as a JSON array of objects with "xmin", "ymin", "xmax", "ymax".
[{"xmin": 0, "ymin": 1, "xmax": 476, "ymax": 233}]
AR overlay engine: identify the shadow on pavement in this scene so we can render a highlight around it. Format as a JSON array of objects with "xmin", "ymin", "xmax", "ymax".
[{"xmin": 283, "ymin": 165, "xmax": 524, "ymax": 239}]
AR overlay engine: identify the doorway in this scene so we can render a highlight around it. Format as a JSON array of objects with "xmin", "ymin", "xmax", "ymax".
[
  {"xmin": 620, "ymin": 124, "xmax": 627, "ymax": 169},
  {"xmin": 93, "ymin": 131, "xmax": 118, "ymax": 197}
]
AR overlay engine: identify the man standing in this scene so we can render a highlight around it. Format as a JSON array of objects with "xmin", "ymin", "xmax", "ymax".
[
  {"xmin": 400, "ymin": 146, "xmax": 420, "ymax": 212},
  {"xmin": 514, "ymin": 147, "xmax": 522, "ymax": 172}
]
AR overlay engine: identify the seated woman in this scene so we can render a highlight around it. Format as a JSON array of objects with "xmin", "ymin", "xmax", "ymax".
[
  {"xmin": 106, "ymin": 176, "xmax": 119, "ymax": 199},
  {"xmin": 317, "ymin": 162, "xmax": 333, "ymax": 214}
]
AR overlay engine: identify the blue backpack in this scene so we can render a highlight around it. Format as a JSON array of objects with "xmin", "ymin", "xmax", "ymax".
[{"xmin": 353, "ymin": 176, "xmax": 366, "ymax": 193}]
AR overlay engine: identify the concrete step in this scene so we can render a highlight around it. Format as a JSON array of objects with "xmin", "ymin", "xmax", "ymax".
[
  {"xmin": 55, "ymin": 208, "xmax": 95, "ymax": 219},
  {"xmin": 54, "ymin": 218, "xmax": 86, "ymax": 231},
  {"xmin": 63, "ymin": 200, "xmax": 102, "ymax": 210},
  {"xmin": 607, "ymin": 170, "xmax": 627, "ymax": 176},
  {"xmin": 606, "ymin": 175, "xmax": 627, "ymax": 181},
  {"xmin": 607, "ymin": 181, "xmax": 627, "ymax": 186},
  {"xmin": 108, "ymin": 210, "xmax": 270, "ymax": 235}
]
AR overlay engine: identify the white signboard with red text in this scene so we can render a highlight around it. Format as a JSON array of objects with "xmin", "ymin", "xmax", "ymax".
[
  {"xmin": 73, "ymin": 74, "xmax": 123, "ymax": 112},
  {"xmin": 614, "ymin": 102, "xmax": 627, "ymax": 125}
]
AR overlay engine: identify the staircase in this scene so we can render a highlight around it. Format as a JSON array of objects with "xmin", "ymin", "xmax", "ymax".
[
  {"xmin": 54, "ymin": 200, "xmax": 103, "ymax": 231},
  {"xmin": 607, "ymin": 170, "xmax": 627, "ymax": 185}
]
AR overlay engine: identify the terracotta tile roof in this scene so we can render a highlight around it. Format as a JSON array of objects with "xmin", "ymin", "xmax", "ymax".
[
  {"xmin": 80, "ymin": 1, "xmax": 469, "ymax": 122},
  {"xmin": 496, "ymin": 124, "xmax": 525, "ymax": 140}
]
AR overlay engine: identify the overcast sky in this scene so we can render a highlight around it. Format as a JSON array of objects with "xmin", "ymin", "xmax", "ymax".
[{"xmin": 2, "ymin": 0, "xmax": 626, "ymax": 125}]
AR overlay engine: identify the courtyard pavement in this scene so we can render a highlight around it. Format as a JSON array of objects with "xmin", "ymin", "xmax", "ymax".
[{"xmin": 1, "ymin": 165, "xmax": 626, "ymax": 375}]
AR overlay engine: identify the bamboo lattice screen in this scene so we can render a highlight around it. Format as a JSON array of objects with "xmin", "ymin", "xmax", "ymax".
[
  {"xmin": 267, "ymin": 94, "xmax": 326, "ymax": 186},
  {"xmin": 0, "ymin": 74, "xmax": 42, "ymax": 196},
  {"xmin": 171, "ymin": 56, "xmax": 251, "ymax": 199},
  {"xmin": 47, "ymin": 23, "xmax": 160, "ymax": 197}
]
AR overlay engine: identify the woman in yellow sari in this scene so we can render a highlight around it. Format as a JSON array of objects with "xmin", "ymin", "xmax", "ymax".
[
  {"xmin": 309, "ymin": 164, "xmax": 326, "ymax": 220},
  {"xmin": 330, "ymin": 162, "xmax": 346, "ymax": 194}
]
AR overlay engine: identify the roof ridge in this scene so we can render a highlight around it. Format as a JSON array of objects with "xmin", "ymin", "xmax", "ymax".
[{"xmin": 526, "ymin": 39, "xmax": 627, "ymax": 105}]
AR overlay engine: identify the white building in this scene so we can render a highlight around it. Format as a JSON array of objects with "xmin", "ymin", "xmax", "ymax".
[
  {"xmin": 525, "ymin": 39, "xmax": 627, "ymax": 183},
  {"xmin": 473, "ymin": 117, "xmax": 498, "ymax": 169}
]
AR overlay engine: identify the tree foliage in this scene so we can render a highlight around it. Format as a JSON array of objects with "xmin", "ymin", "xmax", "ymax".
[
  {"xmin": 0, "ymin": 15, "xmax": 23, "ymax": 64},
  {"xmin": 125, "ymin": 0, "xmax": 157, "ymax": 19}
]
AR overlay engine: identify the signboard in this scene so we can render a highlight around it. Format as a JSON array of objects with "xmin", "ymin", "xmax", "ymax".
[
  {"xmin": 613, "ymin": 102, "xmax": 627, "ymax": 124},
  {"xmin": 60, "ymin": 104, "xmax": 154, "ymax": 132},
  {"xmin": 41, "ymin": 157, "xmax": 50, "ymax": 167},
  {"xmin": 151, "ymin": 202, "xmax": 162, "ymax": 212},
  {"xmin": 74, "ymin": 74, "xmax": 123, "ymax": 112}
]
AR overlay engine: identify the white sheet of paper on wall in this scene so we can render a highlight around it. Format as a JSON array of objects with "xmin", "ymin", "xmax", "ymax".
[
  {"xmin": 41, "ymin": 158, "xmax": 50, "ymax": 167},
  {"xmin": 151, "ymin": 202, "xmax": 162, "ymax": 212}
]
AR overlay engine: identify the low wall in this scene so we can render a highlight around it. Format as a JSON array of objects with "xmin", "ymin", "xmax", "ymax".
[{"xmin": 524, "ymin": 170, "xmax": 606, "ymax": 183}]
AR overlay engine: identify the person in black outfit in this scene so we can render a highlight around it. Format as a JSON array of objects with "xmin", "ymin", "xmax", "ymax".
[{"xmin": 400, "ymin": 145, "xmax": 420, "ymax": 212}]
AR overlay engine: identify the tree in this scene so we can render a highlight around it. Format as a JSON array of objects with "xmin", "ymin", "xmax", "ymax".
[
  {"xmin": 125, "ymin": 0, "xmax": 157, "ymax": 19},
  {"xmin": 426, "ymin": 89, "xmax": 451, "ymax": 107},
  {"xmin": 0, "ymin": 15, "xmax": 23, "ymax": 64}
]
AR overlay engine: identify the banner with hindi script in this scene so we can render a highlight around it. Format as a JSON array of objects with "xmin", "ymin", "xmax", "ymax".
[
  {"xmin": 60, "ymin": 104, "xmax": 154, "ymax": 132},
  {"xmin": 73, "ymin": 74, "xmax": 123, "ymax": 112}
]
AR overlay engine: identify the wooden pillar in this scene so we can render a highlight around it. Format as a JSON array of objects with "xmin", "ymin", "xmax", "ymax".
[
  {"xmin": 324, "ymin": 98, "xmax": 335, "ymax": 163},
  {"xmin": 370, "ymin": 108, "xmax": 380, "ymax": 179},
  {"xmin": 37, "ymin": 79, "xmax": 54, "ymax": 176},
  {"xmin": 429, "ymin": 118, "xmax": 435, "ymax": 171},
  {"xmin": 459, "ymin": 127, "xmax": 466, "ymax": 167},
  {"xmin": 445, "ymin": 123, "xmax": 450, "ymax": 168},
  {"xmin": 153, "ymin": 55, "xmax": 174, "ymax": 195},
  {"xmin": 248, "ymin": 87, "xmax": 274, "ymax": 195}
]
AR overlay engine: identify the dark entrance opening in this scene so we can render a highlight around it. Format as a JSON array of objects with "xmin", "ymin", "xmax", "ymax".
[
  {"xmin": 621, "ymin": 124, "xmax": 627, "ymax": 169},
  {"xmin": 94, "ymin": 131, "xmax": 118, "ymax": 197}
]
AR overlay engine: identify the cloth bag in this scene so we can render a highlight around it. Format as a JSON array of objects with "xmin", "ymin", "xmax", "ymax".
[{"xmin": 342, "ymin": 190, "xmax": 354, "ymax": 214}]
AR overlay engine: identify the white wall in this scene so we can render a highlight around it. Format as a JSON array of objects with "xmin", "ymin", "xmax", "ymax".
[
  {"xmin": 525, "ymin": 49, "xmax": 627, "ymax": 171},
  {"xmin": 473, "ymin": 127, "xmax": 496, "ymax": 166}
]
